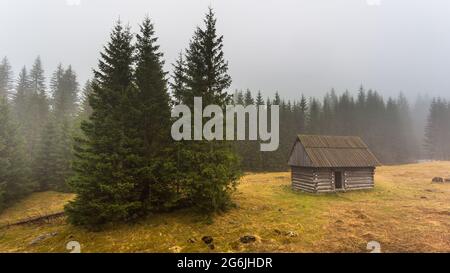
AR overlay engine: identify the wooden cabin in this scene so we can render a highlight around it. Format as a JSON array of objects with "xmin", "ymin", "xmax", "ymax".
[{"xmin": 288, "ymin": 135, "xmax": 381, "ymax": 193}]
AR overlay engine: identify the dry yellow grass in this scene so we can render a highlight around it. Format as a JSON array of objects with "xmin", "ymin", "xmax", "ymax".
[
  {"xmin": 0, "ymin": 162, "xmax": 449, "ymax": 253},
  {"xmin": 0, "ymin": 191, "xmax": 75, "ymax": 226}
]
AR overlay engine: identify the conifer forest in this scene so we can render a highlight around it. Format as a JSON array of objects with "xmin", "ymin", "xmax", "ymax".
[{"xmin": 0, "ymin": 2, "xmax": 449, "ymax": 256}]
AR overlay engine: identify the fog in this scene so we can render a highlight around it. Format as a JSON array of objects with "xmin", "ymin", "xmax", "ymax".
[{"xmin": 1, "ymin": 0, "xmax": 450, "ymax": 100}]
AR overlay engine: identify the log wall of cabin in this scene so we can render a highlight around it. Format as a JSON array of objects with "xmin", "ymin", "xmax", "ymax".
[
  {"xmin": 291, "ymin": 167, "xmax": 375, "ymax": 193},
  {"xmin": 343, "ymin": 168, "xmax": 375, "ymax": 190},
  {"xmin": 291, "ymin": 167, "xmax": 316, "ymax": 193},
  {"xmin": 314, "ymin": 169, "xmax": 334, "ymax": 193}
]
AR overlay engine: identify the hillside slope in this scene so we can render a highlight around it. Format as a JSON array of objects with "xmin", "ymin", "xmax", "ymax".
[{"xmin": 0, "ymin": 162, "xmax": 449, "ymax": 253}]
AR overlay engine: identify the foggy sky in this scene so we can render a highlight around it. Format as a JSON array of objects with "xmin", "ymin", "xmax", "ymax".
[{"xmin": 1, "ymin": 0, "xmax": 450, "ymax": 100}]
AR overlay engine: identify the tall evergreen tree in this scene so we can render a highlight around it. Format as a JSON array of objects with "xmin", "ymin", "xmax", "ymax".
[
  {"xmin": 13, "ymin": 67, "xmax": 30, "ymax": 123},
  {"xmin": 27, "ymin": 57, "xmax": 50, "ymax": 159},
  {"xmin": 307, "ymin": 98, "xmax": 321, "ymax": 134},
  {"xmin": 51, "ymin": 64, "xmax": 79, "ymax": 120},
  {"xmin": 412, "ymin": 94, "xmax": 431, "ymax": 159},
  {"xmin": 0, "ymin": 57, "xmax": 13, "ymax": 99},
  {"xmin": 0, "ymin": 97, "xmax": 32, "ymax": 211},
  {"xmin": 255, "ymin": 91, "xmax": 264, "ymax": 106},
  {"xmin": 50, "ymin": 64, "xmax": 65, "ymax": 99},
  {"xmin": 234, "ymin": 90, "xmax": 244, "ymax": 105},
  {"xmin": 33, "ymin": 119, "xmax": 59, "ymax": 191},
  {"xmin": 171, "ymin": 8, "xmax": 241, "ymax": 214},
  {"xmin": 299, "ymin": 94, "xmax": 308, "ymax": 127},
  {"xmin": 78, "ymin": 80, "xmax": 94, "ymax": 120},
  {"xmin": 396, "ymin": 93, "xmax": 416, "ymax": 162},
  {"xmin": 65, "ymin": 20, "xmax": 139, "ymax": 227},
  {"xmin": 237, "ymin": 89, "xmax": 259, "ymax": 170},
  {"xmin": 32, "ymin": 117, "xmax": 73, "ymax": 192},
  {"xmin": 254, "ymin": 91, "xmax": 265, "ymax": 170},
  {"xmin": 170, "ymin": 53, "xmax": 187, "ymax": 104},
  {"xmin": 13, "ymin": 66, "xmax": 37, "ymax": 156},
  {"xmin": 424, "ymin": 98, "xmax": 450, "ymax": 160},
  {"xmin": 53, "ymin": 119, "xmax": 74, "ymax": 192},
  {"xmin": 133, "ymin": 16, "xmax": 175, "ymax": 210},
  {"xmin": 177, "ymin": 8, "xmax": 232, "ymax": 107},
  {"xmin": 244, "ymin": 89, "xmax": 254, "ymax": 106},
  {"xmin": 29, "ymin": 56, "xmax": 46, "ymax": 95},
  {"xmin": 29, "ymin": 64, "xmax": 79, "ymax": 192},
  {"xmin": 424, "ymin": 99, "xmax": 439, "ymax": 159},
  {"xmin": 320, "ymin": 93, "xmax": 334, "ymax": 134}
]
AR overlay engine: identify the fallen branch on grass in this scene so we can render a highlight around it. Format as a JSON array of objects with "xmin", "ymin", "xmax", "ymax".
[{"xmin": 0, "ymin": 211, "xmax": 65, "ymax": 229}]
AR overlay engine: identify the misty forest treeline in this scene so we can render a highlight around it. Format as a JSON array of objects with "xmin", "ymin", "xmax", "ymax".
[
  {"xmin": 424, "ymin": 98, "xmax": 450, "ymax": 160},
  {"xmin": 232, "ymin": 88, "xmax": 434, "ymax": 171},
  {"xmin": 1, "ymin": 55, "xmax": 79, "ymax": 211},
  {"xmin": 0, "ymin": 9, "xmax": 448, "ymax": 225}
]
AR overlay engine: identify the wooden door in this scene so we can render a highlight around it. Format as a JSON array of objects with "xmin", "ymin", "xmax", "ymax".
[{"xmin": 335, "ymin": 171, "xmax": 343, "ymax": 189}]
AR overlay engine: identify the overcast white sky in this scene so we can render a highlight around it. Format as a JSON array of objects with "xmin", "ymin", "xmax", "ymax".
[{"xmin": 1, "ymin": 0, "xmax": 449, "ymax": 100}]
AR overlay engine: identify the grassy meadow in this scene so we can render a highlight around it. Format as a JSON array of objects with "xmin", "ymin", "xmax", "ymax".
[{"xmin": 0, "ymin": 162, "xmax": 449, "ymax": 253}]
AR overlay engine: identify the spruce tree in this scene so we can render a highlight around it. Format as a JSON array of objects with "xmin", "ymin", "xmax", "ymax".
[
  {"xmin": 13, "ymin": 67, "xmax": 31, "ymax": 129},
  {"xmin": 234, "ymin": 90, "xmax": 244, "ymax": 105},
  {"xmin": 424, "ymin": 99, "xmax": 439, "ymax": 159},
  {"xmin": 363, "ymin": 90, "xmax": 385, "ymax": 158},
  {"xmin": 53, "ymin": 119, "xmax": 73, "ymax": 192},
  {"xmin": 412, "ymin": 94, "xmax": 432, "ymax": 159},
  {"xmin": 29, "ymin": 56, "xmax": 46, "ymax": 95},
  {"xmin": 32, "ymin": 117, "xmax": 73, "ymax": 192},
  {"xmin": 65, "ymin": 20, "xmax": 140, "ymax": 227},
  {"xmin": 321, "ymin": 93, "xmax": 334, "ymax": 134},
  {"xmin": 307, "ymin": 98, "xmax": 321, "ymax": 134},
  {"xmin": 133, "ymin": 16, "xmax": 175, "ymax": 210},
  {"xmin": 29, "ymin": 64, "xmax": 79, "ymax": 192},
  {"xmin": 299, "ymin": 94, "xmax": 308, "ymax": 131},
  {"xmin": 424, "ymin": 98, "xmax": 450, "ymax": 160},
  {"xmin": 0, "ymin": 57, "xmax": 13, "ymax": 99},
  {"xmin": 53, "ymin": 65, "xmax": 79, "ymax": 120},
  {"xmin": 356, "ymin": 86, "xmax": 367, "ymax": 136},
  {"xmin": 171, "ymin": 8, "xmax": 241, "ymax": 214},
  {"xmin": 335, "ymin": 90, "xmax": 355, "ymax": 135},
  {"xmin": 255, "ymin": 91, "xmax": 264, "ymax": 106},
  {"xmin": 50, "ymin": 64, "xmax": 65, "ymax": 101},
  {"xmin": 243, "ymin": 89, "xmax": 258, "ymax": 170},
  {"xmin": 244, "ymin": 89, "xmax": 254, "ymax": 106},
  {"xmin": 273, "ymin": 92, "xmax": 281, "ymax": 105},
  {"xmin": 177, "ymin": 8, "xmax": 232, "ymax": 107},
  {"xmin": 27, "ymin": 57, "xmax": 49, "ymax": 159},
  {"xmin": 13, "ymin": 65, "xmax": 44, "ymax": 158},
  {"xmin": 262, "ymin": 97, "xmax": 272, "ymax": 169},
  {"xmin": 170, "ymin": 53, "xmax": 187, "ymax": 104},
  {"xmin": 78, "ymin": 80, "xmax": 94, "ymax": 120},
  {"xmin": 273, "ymin": 95, "xmax": 289, "ymax": 170},
  {"xmin": 396, "ymin": 93, "xmax": 416, "ymax": 162},
  {"xmin": 255, "ymin": 91, "xmax": 265, "ymax": 170},
  {"xmin": 33, "ymin": 119, "xmax": 58, "ymax": 191},
  {"xmin": 383, "ymin": 98, "xmax": 401, "ymax": 163},
  {"xmin": 0, "ymin": 97, "xmax": 32, "ymax": 211},
  {"xmin": 74, "ymin": 80, "xmax": 94, "ymax": 139}
]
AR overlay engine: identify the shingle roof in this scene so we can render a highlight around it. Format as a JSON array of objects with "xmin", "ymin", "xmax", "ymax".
[{"xmin": 295, "ymin": 135, "xmax": 381, "ymax": 168}]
